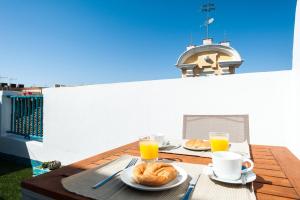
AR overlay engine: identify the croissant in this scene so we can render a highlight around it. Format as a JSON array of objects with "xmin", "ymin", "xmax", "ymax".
[
  {"xmin": 185, "ymin": 139, "xmax": 210, "ymax": 148},
  {"xmin": 133, "ymin": 162, "xmax": 177, "ymax": 186}
]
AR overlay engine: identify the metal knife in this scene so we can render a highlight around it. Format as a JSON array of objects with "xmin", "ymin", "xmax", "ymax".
[{"xmin": 181, "ymin": 174, "xmax": 201, "ymax": 200}]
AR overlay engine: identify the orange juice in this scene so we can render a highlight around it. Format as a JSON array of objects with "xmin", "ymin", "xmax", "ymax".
[
  {"xmin": 210, "ymin": 138, "xmax": 229, "ymax": 152},
  {"xmin": 139, "ymin": 140, "xmax": 158, "ymax": 161}
]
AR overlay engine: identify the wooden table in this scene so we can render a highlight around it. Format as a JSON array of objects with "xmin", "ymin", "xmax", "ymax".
[{"xmin": 22, "ymin": 142, "xmax": 300, "ymax": 200}]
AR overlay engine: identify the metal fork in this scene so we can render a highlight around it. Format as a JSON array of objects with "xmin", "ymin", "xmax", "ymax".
[{"xmin": 92, "ymin": 158, "xmax": 138, "ymax": 189}]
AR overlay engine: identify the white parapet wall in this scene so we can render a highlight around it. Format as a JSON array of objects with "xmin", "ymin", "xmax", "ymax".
[
  {"xmin": 289, "ymin": 0, "xmax": 300, "ymax": 160},
  {"xmin": 293, "ymin": 0, "xmax": 300, "ymax": 71},
  {"xmin": 39, "ymin": 71, "xmax": 297, "ymax": 164}
]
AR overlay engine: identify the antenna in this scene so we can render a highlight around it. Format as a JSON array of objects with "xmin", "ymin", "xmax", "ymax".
[{"xmin": 201, "ymin": 1, "xmax": 215, "ymax": 38}]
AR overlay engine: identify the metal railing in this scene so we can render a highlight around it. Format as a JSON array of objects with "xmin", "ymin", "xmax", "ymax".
[{"xmin": 7, "ymin": 95, "xmax": 43, "ymax": 141}]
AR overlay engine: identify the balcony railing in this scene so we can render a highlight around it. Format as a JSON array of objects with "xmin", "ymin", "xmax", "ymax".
[{"xmin": 7, "ymin": 95, "xmax": 43, "ymax": 141}]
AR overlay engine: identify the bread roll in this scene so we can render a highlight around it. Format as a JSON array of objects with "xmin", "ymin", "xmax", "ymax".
[
  {"xmin": 133, "ymin": 162, "xmax": 177, "ymax": 186},
  {"xmin": 185, "ymin": 139, "xmax": 210, "ymax": 148}
]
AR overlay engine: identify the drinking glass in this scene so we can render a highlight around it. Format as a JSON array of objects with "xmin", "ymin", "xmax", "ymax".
[
  {"xmin": 139, "ymin": 136, "xmax": 159, "ymax": 162},
  {"xmin": 209, "ymin": 132, "xmax": 229, "ymax": 152}
]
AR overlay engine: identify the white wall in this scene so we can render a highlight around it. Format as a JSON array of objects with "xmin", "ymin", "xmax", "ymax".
[
  {"xmin": 38, "ymin": 70, "xmax": 294, "ymax": 164},
  {"xmin": 293, "ymin": 0, "xmax": 300, "ymax": 70},
  {"xmin": 288, "ymin": 0, "xmax": 300, "ymax": 159}
]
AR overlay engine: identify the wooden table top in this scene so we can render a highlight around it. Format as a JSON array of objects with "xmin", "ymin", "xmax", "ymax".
[{"xmin": 22, "ymin": 142, "xmax": 300, "ymax": 200}]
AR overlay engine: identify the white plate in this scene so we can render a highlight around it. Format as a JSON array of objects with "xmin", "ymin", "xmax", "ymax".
[
  {"xmin": 120, "ymin": 164, "xmax": 188, "ymax": 191},
  {"xmin": 183, "ymin": 140, "xmax": 211, "ymax": 151},
  {"xmin": 208, "ymin": 167, "xmax": 256, "ymax": 184},
  {"xmin": 158, "ymin": 141, "xmax": 172, "ymax": 149}
]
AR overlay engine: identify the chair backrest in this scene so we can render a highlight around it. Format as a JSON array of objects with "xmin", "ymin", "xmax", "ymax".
[{"xmin": 182, "ymin": 115, "xmax": 250, "ymax": 143}]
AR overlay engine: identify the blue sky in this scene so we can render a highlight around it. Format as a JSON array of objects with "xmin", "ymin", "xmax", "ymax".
[{"xmin": 0, "ymin": 0, "xmax": 297, "ymax": 86}]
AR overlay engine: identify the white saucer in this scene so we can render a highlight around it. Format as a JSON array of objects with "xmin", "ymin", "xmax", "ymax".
[
  {"xmin": 159, "ymin": 141, "xmax": 181, "ymax": 150},
  {"xmin": 120, "ymin": 164, "xmax": 188, "ymax": 191},
  {"xmin": 158, "ymin": 141, "xmax": 171, "ymax": 148},
  {"xmin": 207, "ymin": 166, "xmax": 256, "ymax": 184}
]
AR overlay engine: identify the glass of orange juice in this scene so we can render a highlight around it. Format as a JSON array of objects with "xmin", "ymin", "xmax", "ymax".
[
  {"xmin": 139, "ymin": 136, "xmax": 159, "ymax": 162},
  {"xmin": 209, "ymin": 132, "xmax": 229, "ymax": 152}
]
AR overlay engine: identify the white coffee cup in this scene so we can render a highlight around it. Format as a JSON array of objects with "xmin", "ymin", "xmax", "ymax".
[
  {"xmin": 153, "ymin": 134, "xmax": 165, "ymax": 146},
  {"xmin": 212, "ymin": 151, "xmax": 254, "ymax": 180}
]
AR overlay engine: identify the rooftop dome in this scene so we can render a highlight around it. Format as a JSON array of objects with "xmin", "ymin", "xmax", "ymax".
[{"xmin": 175, "ymin": 39, "xmax": 243, "ymax": 77}]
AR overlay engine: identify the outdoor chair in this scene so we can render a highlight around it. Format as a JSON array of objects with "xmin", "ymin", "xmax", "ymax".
[{"xmin": 182, "ymin": 115, "xmax": 250, "ymax": 143}]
